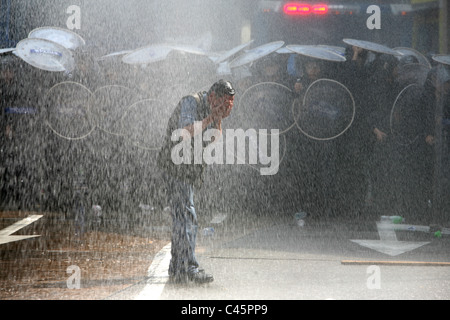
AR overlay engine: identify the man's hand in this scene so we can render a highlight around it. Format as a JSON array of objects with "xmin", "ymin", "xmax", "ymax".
[
  {"xmin": 294, "ymin": 82, "xmax": 303, "ymax": 93},
  {"xmin": 425, "ymin": 135, "xmax": 435, "ymax": 145},
  {"xmin": 210, "ymin": 104, "xmax": 228, "ymax": 123},
  {"xmin": 352, "ymin": 46, "xmax": 365, "ymax": 60},
  {"xmin": 210, "ymin": 94, "xmax": 234, "ymax": 122},
  {"xmin": 374, "ymin": 127, "xmax": 387, "ymax": 142}
]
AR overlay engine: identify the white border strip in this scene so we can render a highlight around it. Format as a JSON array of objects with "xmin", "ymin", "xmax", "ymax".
[{"xmin": 134, "ymin": 243, "xmax": 171, "ymax": 300}]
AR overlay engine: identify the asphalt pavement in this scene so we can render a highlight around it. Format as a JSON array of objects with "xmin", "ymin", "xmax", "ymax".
[{"xmin": 109, "ymin": 212, "xmax": 450, "ymax": 301}]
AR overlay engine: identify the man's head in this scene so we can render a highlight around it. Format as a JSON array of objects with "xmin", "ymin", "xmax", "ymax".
[
  {"xmin": 207, "ymin": 79, "xmax": 236, "ymax": 119},
  {"xmin": 208, "ymin": 79, "xmax": 235, "ymax": 97}
]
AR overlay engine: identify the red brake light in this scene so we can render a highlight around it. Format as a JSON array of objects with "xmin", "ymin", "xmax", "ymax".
[
  {"xmin": 312, "ymin": 4, "xmax": 328, "ymax": 15},
  {"xmin": 283, "ymin": 3, "xmax": 328, "ymax": 15},
  {"xmin": 284, "ymin": 3, "xmax": 311, "ymax": 15}
]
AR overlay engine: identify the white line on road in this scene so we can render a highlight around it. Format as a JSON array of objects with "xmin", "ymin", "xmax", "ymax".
[
  {"xmin": 0, "ymin": 215, "xmax": 43, "ymax": 245},
  {"xmin": 134, "ymin": 242, "xmax": 171, "ymax": 300}
]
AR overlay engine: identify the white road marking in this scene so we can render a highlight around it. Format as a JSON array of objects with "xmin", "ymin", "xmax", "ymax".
[
  {"xmin": 350, "ymin": 219, "xmax": 430, "ymax": 256},
  {"xmin": 0, "ymin": 215, "xmax": 43, "ymax": 245},
  {"xmin": 134, "ymin": 242, "xmax": 171, "ymax": 300}
]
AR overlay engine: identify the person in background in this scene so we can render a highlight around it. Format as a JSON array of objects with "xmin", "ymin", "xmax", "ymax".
[{"xmin": 334, "ymin": 45, "xmax": 373, "ymax": 218}]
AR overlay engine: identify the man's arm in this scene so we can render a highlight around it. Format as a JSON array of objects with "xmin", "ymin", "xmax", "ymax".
[
  {"xmin": 182, "ymin": 114, "xmax": 217, "ymax": 140},
  {"xmin": 179, "ymin": 96, "xmax": 223, "ymax": 141}
]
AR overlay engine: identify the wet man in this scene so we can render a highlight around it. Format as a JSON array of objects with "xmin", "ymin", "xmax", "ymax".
[{"xmin": 157, "ymin": 79, "xmax": 235, "ymax": 284}]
